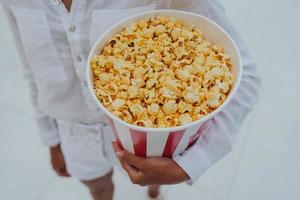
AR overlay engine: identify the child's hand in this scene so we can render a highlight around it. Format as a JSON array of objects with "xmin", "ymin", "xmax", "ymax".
[
  {"xmin": 112, "ymin": 142, "xmax": 189, "ymax": 186},
  {"xmin": 50, "ymin": 144, "xmax": 70, "ymax": 177}
]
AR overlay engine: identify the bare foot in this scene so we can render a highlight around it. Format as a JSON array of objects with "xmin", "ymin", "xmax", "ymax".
[{"xmin": 148, "ymin": 185, "xmax": 160, "ymax": 199}]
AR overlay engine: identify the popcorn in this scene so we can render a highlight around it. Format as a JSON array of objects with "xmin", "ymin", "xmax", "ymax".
[
  {"xmin": 143, "ymin": 28, "xmax": 154, "ymax": 38},
  {"xmin": 98, "ymin": 72, "xmax": 112, "ymax": 84},
  {"xmin": 184, "ymin": 91, "xmax": 199, "ymax": 104},
  {"xmin": 128, "ymin": 86, "xmax": 139, "ymax": 98},
  {"xmin": 178, "ymin": 101, "xmax": 192, "ymax": 114},
  {"xmin": 163, "ymin": 100, "xmax": 178, "ymax": 115},
  {"xmin": 147, "ymin": 103, "xmax": 160, "ymax": 116},
  {"xmin": 136, "ymin": 119, "xmax": 153, "ymax": 128},
  {"xmin": 154, "ymin": 24, "xmax": 167, "ymax": 35},
  {"xmin": 175, "ymin": 69, "xmax": 191, "ymax": 81},
  {"xmin": 174, "ymin": 47, "xmax": 187, "ymax": 59},
  {"xmin": 179, "ymin": 113, "xmax": 193, "ymax": 125},
  {"xmin": 111, "ymin": 98, "xmax": 126, "ymax": 110},
  {"xmin": 160, "ymin": 87, "xmax": 177, "ymax": 100},
  {"xmin": 146, "ymin": 78, "xmax": 157, "ymax": 89},
  {"xmin": 92, "ymin": 15, "xmax": 234, "ymax": 128},
  {"xmin": 129, "ymin": 104, "xmax": 145, "ymax": 117},
  {"xmin": 116, "ymin": 91, "xmax": 128, "ymax": 99},
  {"xmin": 137, "ymin": 19, "xmax": 148, "ymax": 29}
]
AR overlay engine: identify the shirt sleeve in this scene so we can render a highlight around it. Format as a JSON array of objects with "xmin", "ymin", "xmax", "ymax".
[
  {"xmin": 169, "ymin": 0, "xmax": 261, "ymax": 184},
  {"xmin": 1, "ymin": 1, "xmax": 60, "ymax": 147}
]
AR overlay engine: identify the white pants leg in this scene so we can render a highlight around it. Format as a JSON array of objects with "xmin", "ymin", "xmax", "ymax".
[{"xmin": 57, "ymin": 120, "xmax": 117, "ymax": 181}]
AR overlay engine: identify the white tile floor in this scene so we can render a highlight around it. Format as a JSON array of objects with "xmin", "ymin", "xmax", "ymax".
[{"xmin": 0, "ymin": 0, "xmax": 300, "ymax": 199}]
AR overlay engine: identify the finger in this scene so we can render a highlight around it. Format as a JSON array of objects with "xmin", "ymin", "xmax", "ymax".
[
  {"xmin": 120, "ymin": 151, "xmax": 146, "ymax": 169},
  {"xmin": 112, "ymin": 142, "xmax": 125, "ymax": 161},
  {"xmin": 53, "ymin": 167, "xmax": 64, "ymax": 177},
  {"xmin": 117, "ymin": 153, "xmax": 140, "ymax": 176},
  {"xmin": 122, "ymin": 162, "xmax": 139, "ymax": 175},
  {"xmin": 113, "ymin": 141, "xmax": 145, "ymax": 169},
  {"xmin": 60, "ymin": 162, "xmax": 71, "ymax": 177},
  {"xmin": 112, "ymin": 141, "xmax": 124, "ymax": 150},
  {"xmin": 115, "ymin": 152, "xmax": 145, "ymax": 185},
  {"xmin": 122, "ymin": 162, "xmax": 144, "ymax": 185},
  {"xmin": 54, "ymin": 168, "xmax": 66, "ymax": 177},
  {"xmin": 112, "ymin": 141, "xmax": 124, "ymax": 154},
  {"xmin": 60, "ymin": 167, "xmax": 70, "ymax": 177},
  {"xmin": 53, "ymin": 165, "xmax": 70, "ymax": 177},
  {"xmin": 117, "ymin": 154, "xmax": 136, "ymax": 172},
  {"xmin": 112, "ymin": 141, "xmax": 122, "ymax": 151}
]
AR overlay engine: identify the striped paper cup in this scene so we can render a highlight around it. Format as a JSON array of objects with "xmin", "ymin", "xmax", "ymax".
[{"xmin": 87, "ymin": 10, "xmax": 242, "ymax": 157}]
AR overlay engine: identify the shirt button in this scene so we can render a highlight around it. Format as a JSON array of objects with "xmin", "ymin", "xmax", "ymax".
[
  {"xmin": 83, "ymin": 81, "xmax": 88, "ymax": 87},
  {"xmin": 76, "ymin": 56, "xmax": 82, "ymax": 62},
  {"xmin": 69, "ymin": 26, "xmax": 76, "ymax": 33},
  {"xmin": 51, "ymin": 0, "xmax": 61, "ymax": 6}
]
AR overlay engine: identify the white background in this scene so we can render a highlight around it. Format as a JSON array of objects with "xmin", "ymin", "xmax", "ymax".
[{"xmin": 0, "ymin": 0, "xmax": 299, "ymax": 199}]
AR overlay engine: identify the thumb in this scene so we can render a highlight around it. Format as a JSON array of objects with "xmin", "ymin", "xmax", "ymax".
[{"xmin": 112, "ymin": 141, "xmax": 123, "ymax": 152}]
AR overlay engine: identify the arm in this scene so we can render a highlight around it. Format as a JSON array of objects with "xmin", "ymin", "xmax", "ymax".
[
  {"xmin": 1, "ymin": 1, "xmax": 60, "ymax": 147},
  {"xmin": 113, "ymin": 0, "xmax": 261, "ymax": 186},
  {"xmin": 170, "ymin": 0, "xmax": 261, "ymax": 183}
]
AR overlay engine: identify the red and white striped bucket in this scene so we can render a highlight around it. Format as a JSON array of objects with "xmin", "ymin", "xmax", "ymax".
[
  {"xmin": 87, "ymin": 10, "xmax": 242, "ymax": 157},
  {"xmin": 106, "ymin": 114, "xmax": 211, "ymax": 157}
]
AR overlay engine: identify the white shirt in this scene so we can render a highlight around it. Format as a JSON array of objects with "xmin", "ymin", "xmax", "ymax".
[{"xmin": 1, "ymin": 0, "xmax": 260, "ymax": 184}]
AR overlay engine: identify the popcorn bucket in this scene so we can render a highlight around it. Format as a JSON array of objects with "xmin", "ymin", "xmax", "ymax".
[
  {"xmin": 105, "ymin": 113, "xmax": 212, "ymax": 157},
  {"xmin": 87, "ymin": 10, "xmax": 242, "ymax": 157}
]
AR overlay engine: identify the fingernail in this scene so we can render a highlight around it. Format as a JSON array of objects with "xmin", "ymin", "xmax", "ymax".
[{"xmin": 116, "ymin": 151, "xmax": 124, "ymax": 158}]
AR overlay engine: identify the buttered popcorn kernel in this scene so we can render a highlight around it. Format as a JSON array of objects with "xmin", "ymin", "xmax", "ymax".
[{"xmin": 92, "ymin": 15, "xmax": 234, "ymax": 128}]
